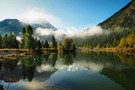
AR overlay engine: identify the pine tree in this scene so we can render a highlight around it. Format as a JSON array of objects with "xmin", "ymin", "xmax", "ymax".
[
  {"xmin": 51, "ymin": 35, "xmax": 57, "ymax": 49},
  {"xmin": 2, "ymin": 34, "xmax": 8, "ymax": 48},
  {"xmin": 37, "ymin": 40, "xmax": 42, "ymax": 50},
  {"xmin": 9, "ymin": 32, "xmax": 18, "ymax": 48},
  {"xmin": 25, "ymin": 25, "xmax": 34, "ymax": 50},
  {"xmin": 44, "ymin": 40, "xmax": 49, "ymax": 48},
  {"xmin": 19, "ymin": 27, "xmax": 26, "ymax": 48}
]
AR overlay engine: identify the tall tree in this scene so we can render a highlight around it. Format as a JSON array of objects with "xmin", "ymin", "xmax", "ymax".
[
  {"xmin": 50, "ymin": 35, "xmax": 57, "ymax": 49},
  {"xmin": 20, "ymin": 27, "xmax": 26, "ymax": 48},
  {"xmin": 25, "ymin": 25, "xmax": 34, "ymax": 50},
  {"xmin": 2, "ymin": 34, "xmax": 8, "ymax": 48},
  {"xmin": 26, "ymin": 25, "xmax": 33, "ymax": 35},
  {"xmin": 44, "ymin": 40, "xmax": 49, "ymax": 48},
  {"xmin": 62, "ymin": 37, "xmax": 73, "ymax": 51},
  {"xmin": 37, "ymin": 40, "xmax": 42, "ymax": 50},
  {"xmin": 9, "ymin": 32, "xmax": 18, "ymax": 48}
]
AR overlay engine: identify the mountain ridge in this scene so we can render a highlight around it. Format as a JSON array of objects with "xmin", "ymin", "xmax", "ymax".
[
  {"xmin": 0, "ymin": 19, "xmax": 57, "ymax": 35},
  {"xmin": 0, "ymin": 19, "xmax": 23, "ymax": 35},
  {"xmin": 99, "ymin": 0, "xmax": 135, "ymax": 30}
]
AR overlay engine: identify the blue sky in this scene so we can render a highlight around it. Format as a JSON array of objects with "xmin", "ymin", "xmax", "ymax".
[{"xmin": 0, "ymin": 0, "xmax": 131, "ymax": 28}]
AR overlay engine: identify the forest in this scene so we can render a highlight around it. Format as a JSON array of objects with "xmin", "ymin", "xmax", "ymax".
[
  {"xmin": 75, "ymin": 27, "xmax": 135, "ymax": 51},
  {"xmin": 0, "ymin": 24, "xmax": 135, "ymax": 53},
  {"xmin": 0, "ymin": 25, "xmax": 76, "ymax": 53}
]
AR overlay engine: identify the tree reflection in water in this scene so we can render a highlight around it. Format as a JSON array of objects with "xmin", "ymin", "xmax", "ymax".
[{"xmin": 0, "ymin": 52, "xmax": 134, "ymax": 90}]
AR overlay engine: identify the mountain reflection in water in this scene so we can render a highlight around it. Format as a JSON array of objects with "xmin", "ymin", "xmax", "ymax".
[{"xmin": 0, "ymin": 52, "xmax": 135, "ymax": 90}]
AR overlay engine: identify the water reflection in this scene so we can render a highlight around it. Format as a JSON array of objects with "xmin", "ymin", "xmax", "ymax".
[{"xmin": 0, "ymin": 52, "xmax": 134, "ymax": 90}]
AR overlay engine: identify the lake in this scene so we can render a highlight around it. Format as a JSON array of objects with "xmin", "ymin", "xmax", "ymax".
[{"xmin": 0, "ymin": 52, "xmax": 135, "ymax": 90}]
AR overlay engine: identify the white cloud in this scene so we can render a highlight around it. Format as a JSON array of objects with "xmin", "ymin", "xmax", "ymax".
[
  {"xmin": 20, "ymin": 8, "xmax": 61, "ymax": 26},
  {"xmin": 81, "ymin": 26, "xmax": 104, "ymax": 36},
  {"xmin": 34, "ymin": 26, "xmax": 109, "ymax": 41},
  {"xmin": 73, "ymin": 61, "xmax": 104, "ymax": 72},
  {"xmin": 19, "ymin": 80, "xmax": 45, "ymax": 90},
  {"xmin": 36, "ymin": 64, "xmax": 54, "ymax": 72},
  {"xmin": 16, "ymin": 36, "xmax": 21, "ymax": 41}
]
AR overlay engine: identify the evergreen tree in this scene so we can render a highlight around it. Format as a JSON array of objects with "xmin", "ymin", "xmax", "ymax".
[
  {"xmin": 44, "ymin": 40, "xmax": 49, "ymax": 48},
  {"xmin": 26, "ymin": 25, "xmax": 33, "ymax": 35},
  {"xmin": 2, "ymin": 34, "xmax": 8, "ymax": 48},
  {"xmin": 51, "ymin": 35, "xmax": 57, "ymax": 49},
  {"xmin": 9, "ymin": 32, "xmax": 18, "ymax": 48},
  {"xmin": 21, "ymin": 27, "xmax": 26, "ymax": 36},
  {"xmin": 25, "ymin": 25, "xmax": 34, "ymax": 50},
  {"xmin": 19, "ymin": 27, "xmax": 26, "ymax": 48},
  {"xmin": 37, "ymin": 40, "xmax": 42, "ymax": 50}
]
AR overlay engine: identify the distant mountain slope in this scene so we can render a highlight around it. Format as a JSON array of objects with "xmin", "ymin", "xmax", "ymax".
[
  {"xmin": 0, "ymin": 19, "xmax": 23, "ymax": 35},
  {"xmin": 0, "ymin": 19, "xmax": 57, "ymax": 35},
  {"xmin": 99, "ymin": 0, "xmax": 135, "ymax": 30},
  {"xmin": 31, "ymin": 23, "xmax": 57, "ymax": 30}
]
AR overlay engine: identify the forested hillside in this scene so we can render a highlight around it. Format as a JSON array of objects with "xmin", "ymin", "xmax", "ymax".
[
  {"xmin": 99, "ymin": 0, "xmax": 135, "ymax": 30},
  {"xmin": 75, "ymin": 0, "xmax": 135, "ymax": 50}
]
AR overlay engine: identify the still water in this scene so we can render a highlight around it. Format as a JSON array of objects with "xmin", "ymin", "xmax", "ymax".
[{"xmin": 0, "ymin": 52, "xmax": 135, "ymax": 90}]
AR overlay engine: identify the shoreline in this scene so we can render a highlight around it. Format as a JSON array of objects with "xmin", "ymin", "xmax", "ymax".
[
  {"xmin": 77, "ymin": 47, "xmax": 135, "ymax": 54},
  {"xmin": 0, "ymin": 48, "xmax": 135, "ymax": 60},
  {"xmin": 0, "ymin": 49, "xmax": 30, "ymax": 60},
  {"xmin": 0, "ymin": 49, "xmax": 58, "ymax": 60}
]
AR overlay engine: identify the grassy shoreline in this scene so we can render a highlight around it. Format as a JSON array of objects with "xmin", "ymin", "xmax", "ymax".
[
  {"xmin": 0, "ymin": 49, "xmax": 30, "ymax": 60},
  {"xmin": 0, "ymin": 48, "xmax": 58, "ymax": 60},
  {"xmin": 0, "ymin": 47, "xmax": 135, "ymax": 60},
  {"xmin": 77, "ymin": 47, "xmax": 135, "ymax": 54}
]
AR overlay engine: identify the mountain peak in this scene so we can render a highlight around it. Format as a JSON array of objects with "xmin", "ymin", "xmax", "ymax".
[
  {"xmin": 3, "ymin": 19, "xmax": 18, "ymax": 21},
  {"xmin": 0, "ymin": 18, "xmax": 57, "ymax": 35},
  {"xmin": 0, "ymin": 19, "xmax": 20, "ymax": 26},
  {"xmin": 31, "ymin": 22, "xmax": 57, "ymax": 30},
  {"xmin": 0, "ymin": 19, "xmax": 22, "ymax": 35}
]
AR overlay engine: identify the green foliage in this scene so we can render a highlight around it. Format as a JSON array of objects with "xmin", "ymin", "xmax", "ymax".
[
  {"xmin": 20, "ymin": 25, "xmax": 37, "ymax": 50},
  {"xmin": 75, "ymin": 28, "xmax": 135, "ymax": 49},
  {"xmin": 37, "ymin": 40, "xmax": 42, "ymax": 50},
  {"xmin": 44, "ymin": 40, "xmax": 50, "ymax": 48},
  {"xmin": 2, "ymin": 34, "xmax": 8, "ymax": 48},
  {"xmin": 57, "ymin": 37, "xmax": 76, "ymax": 53},
  {"xmin": 26, "ymin": 25, "xmax": 33, "ymax": 35},
  {"xmin": 19, "ymin": 28, "xmax": 26, "ymax": 48},
  {"xmin": 21, "ymin": 27, "xmax": 26, "ymax": 35},
  {"xmin": 50, "ymin": 35, "xmax": 57, "ymax": 49},
  {"xmin": 118, "ymin": 29, "xmax": 135, "ymax": 48},
  {"xmin": 25, "ymin": 25, "xmax": 34, "ymax": 50},
  {"xmin": 0, "ymin": 33, "xmax": 18, "ymax": 48},
  {"xmin": 8, "ymin": 32, "xmax": 18, "ymax": 48},
  {"xmin": 57, "ymin": 42, "xmax": 62, "ymax": 52},
  {"xmin": 62, "ymin": 38, "xmax": 73, "ymax": 51}
]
